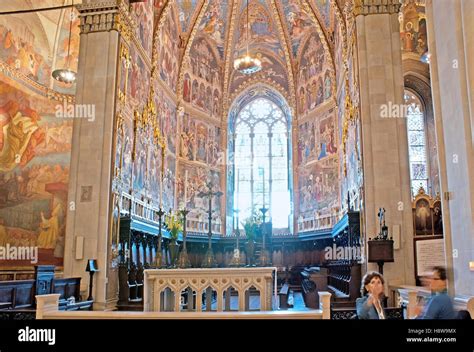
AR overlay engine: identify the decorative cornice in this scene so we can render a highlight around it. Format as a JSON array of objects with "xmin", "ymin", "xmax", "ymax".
[
  {"xmin": 77, "ymin": 0, "xmax": 137, "ymax": 43},
  {"xmin": 353, "ymin": 0, "xmax": 402, "ymax": 16},
  {"xmin": 297, "ymin": 99, "xmax": 337, "ymax": 124},
  {"xmin": 179, "ymin": 101, "xmax": 220, "ymax": 123},
  {"xmin": 0, "ymin": 61, "xmax": 75, "ymax": 103}
]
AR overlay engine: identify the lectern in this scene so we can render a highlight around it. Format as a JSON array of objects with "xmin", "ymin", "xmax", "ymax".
[{"xmin": 368, "ymin": 240, "xmax": 394, "ymax": 275}]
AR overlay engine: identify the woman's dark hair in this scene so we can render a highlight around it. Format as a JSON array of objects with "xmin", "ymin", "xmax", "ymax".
[
  {"xmin": 457, "ymin": 310, "xmax": 472, "ymax": 320},
  {"xmin": 361, "ymin": 271, "xmax": 385, "ymax": 296},
  {"xmin": 432, "ymin": 266, "xmax": 447, "ymax": 280}
]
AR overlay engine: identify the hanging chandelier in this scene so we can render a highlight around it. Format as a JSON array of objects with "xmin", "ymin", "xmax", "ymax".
[
  {"xmin": 52, "ymin": 0, "xmax": 77, "ymax": 84},
  {"xmin": 233, "ymin": 0, "xmax": 261, "ymax": 75}
]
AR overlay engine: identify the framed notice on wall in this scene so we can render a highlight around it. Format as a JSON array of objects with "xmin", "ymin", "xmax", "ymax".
[{"xmin": 415, "ymin": 238, "xmax": 446, "ymax": 277}]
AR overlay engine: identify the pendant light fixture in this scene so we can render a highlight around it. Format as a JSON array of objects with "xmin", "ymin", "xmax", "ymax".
[
  {"xmin": 233, "ymin": 0, "xmax": 262, "ymax": 75},
  {"xmin": 52, "ymin": 0, "xmax": 77, "ymax": 84}
]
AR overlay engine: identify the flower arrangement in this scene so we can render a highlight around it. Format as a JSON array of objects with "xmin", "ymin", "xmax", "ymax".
[
  {"xmin": 241, "ymin": 212, "xmax": 262, "ymax": 241},
  {"xmin": 164, "ymin": 211, "xmax": 183, "ymax": 241}
]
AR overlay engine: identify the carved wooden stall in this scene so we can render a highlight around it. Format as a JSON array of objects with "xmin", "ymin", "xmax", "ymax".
[
  {"xmin": 326, "ymin": 211, "xmax": 362, "ymax": 307},
  {"xmin": 117, "ymin": 216, "xmax": 168, "ymax": 311}
]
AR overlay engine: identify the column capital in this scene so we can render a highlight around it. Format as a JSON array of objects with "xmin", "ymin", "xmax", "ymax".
[
  {"xmin": 353, "ymin": 0, "xmax": 402, "ymax": 17},
  {"xmin": 77, "ymin": 0, "xmax": 135, "ymax": 40}
]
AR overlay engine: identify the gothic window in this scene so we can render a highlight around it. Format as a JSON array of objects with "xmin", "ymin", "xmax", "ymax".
[
  {"xmin": 234, "ymin": 98, "xmax": 291, "ymax": 229},
  {"xmin": 405, "ymin": 90, "xmax": 428, "ymax": 196}
]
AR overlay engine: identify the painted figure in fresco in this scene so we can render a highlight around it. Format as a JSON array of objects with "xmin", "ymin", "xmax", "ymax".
[
  {"xmin": 306, "ymin": 85, "xmax": 312, "ymax": 112},
  {"xmin": 183, "ymin": 74, "xmax": 191, "ymax": 102},
  {"xmin": 298, "ymin": 137, "xmax": 304, "ymax": 165},
  {"xmin": 416, "ymin": 19, "xmax": 427, "ymax": 54},
  {"xmin": 299, "ymin": 87, "xmax": 306, "ymax": 114},
  {"xmin": 327, "ymin": 124, "xmax": 336, "ymax": 154},
  {"xmin": 310, "ymin": 81, "xmax": 317, "ymax": 110},
  {"xmin": 206, "ymin": 87, "xmax": 212, "ymax": 113},
  {"xmin": 0, "ymin": 101, "xmax": 44, "ymax": 172},
  {"xmin": 198, "ymin": 83, "xmax": 205, "ymax": 109},
  {"xmin": 192, "ymin": 80, "xmax": 199, "ymax": 104},
  {"xmin": 180, "ymin": 132, "xmax": 189, "ymax": 159},
  {"xmin": 0, "ymin": 218, "xmax": 8, "ymax": 247},
  {"xmin": 324, "ymin": 72, "xmax": 332, "ymax": 100},
  {"xmin": 213, "ymin": 90, "xmax": 220, "ymax": 117},
  {"xmin": 196, "ymin": 126, "xmax": 207, "ymax": 162},
  {"xmin": 316, "ymin": 77, "xmax": 324, "ymax": 106},
  {"xmin": 122, "ymin": 135, "xmax": 132, "ymax": 184},
  {"xmin": 131, "ymin": 61, "xmax": 139, "ymax": 99},
  {"xmin": 37, "ymin": 203, "xmax": 62, "ymax": 249}
]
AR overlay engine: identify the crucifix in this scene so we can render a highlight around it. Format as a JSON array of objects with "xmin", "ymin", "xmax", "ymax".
[
  {"xmin": 229, "ymin": 209, "xmax": 243, "ymax": 267},
  {"xmin": 377, "ymin": 208, "xmax": 386, "ymax": 239},
  {"xmin": 198, "ymin": 181, "xmax": 223, "ymax": 268}
]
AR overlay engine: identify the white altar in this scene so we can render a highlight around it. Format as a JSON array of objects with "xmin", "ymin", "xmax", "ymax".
[{"xmin": 143, "ymin": 267, "xmax": 277, "ymax": 312}]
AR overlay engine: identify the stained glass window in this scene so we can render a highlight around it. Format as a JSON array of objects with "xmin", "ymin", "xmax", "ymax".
[
  {"xmin": 405, "ymin": 91, "xmax": 428, "ymax": 196},
  {"xmin": 234, "ymin": 98, "xmax": 291, "ymax": 229}
]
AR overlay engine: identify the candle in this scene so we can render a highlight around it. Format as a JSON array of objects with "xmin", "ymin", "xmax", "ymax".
[
  {"xmin": 262, "ymin": 168, "xmax": 265, "ymax": 208},
  {"xmin": 236, "ymin": 169, "xmax": 240, "ymax": 194},
  {"xmin": 236, "ymin": 169, "xmax": 240, "ymax": 230},
  {"xmin": 160, "ymin": 176, "xmax": 163, "ymax": 209},
  {"xmin": 184, "ymin": 170, "xmax": 188, "ymax": 207}
]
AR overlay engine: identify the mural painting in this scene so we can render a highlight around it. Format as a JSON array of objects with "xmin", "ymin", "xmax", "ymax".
[
  {"xmin": 186, "ymin": 37, "xmax": 222, "ymax": 118},
  {"xmin": 177, "ymin": 163, "xmax": 223, "ymax": 233},
  {"xmin": 158, "ymin": 6, "xmax": 179, "ymax": 92},
  {"xmin": 131, "ymin": 0, "xmax": 154, "ymax": 58},
  {"xmin": 297, "ymin": 32, "xmax": 332, "ymax": 115},
  {"xmin": 0, "ymin": 80, "xmax": 72, "ymax": 268}
]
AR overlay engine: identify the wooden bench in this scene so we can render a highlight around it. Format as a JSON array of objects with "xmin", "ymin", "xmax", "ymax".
[
  {"xmin": 278, "ymin": 283, "xmax": 292, "ymax": 310},
  {"xmin": 301, "ymin": 277, "xmax": 318, "ymax": 309},
  {"xmin": 0, "ymin": 266, "xmax": 92, "ymax": 316}
]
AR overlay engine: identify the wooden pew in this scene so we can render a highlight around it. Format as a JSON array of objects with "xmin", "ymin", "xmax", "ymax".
[
  {"xmin": 0, "ymin": 266, "xmax": 92, "ymax": 317},
  {"xmin": 278, "ymin": 283, "xmax": 291, "ymax": 310}
]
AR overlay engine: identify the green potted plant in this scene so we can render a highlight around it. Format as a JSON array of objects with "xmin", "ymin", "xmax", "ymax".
[
  {"xmin": 164, "ymin": 211, "xmax": 183, "ymax": 267},
  {"xmin": 242, "ymin": 212, "xmax": 262, "ymax": 266}
]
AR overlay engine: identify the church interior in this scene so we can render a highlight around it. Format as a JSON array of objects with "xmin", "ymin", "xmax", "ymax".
[{"xmin": 0, "ymin": 0, "xmax": 473, "ymax": 322}]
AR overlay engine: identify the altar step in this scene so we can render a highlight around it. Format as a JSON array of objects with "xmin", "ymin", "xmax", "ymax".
[{"xmin": 117, "ymin": 300, "xmax": 143, "ymax": 311}]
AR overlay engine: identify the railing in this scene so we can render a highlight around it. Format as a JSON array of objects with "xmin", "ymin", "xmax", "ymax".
[
  {"xmin": 297, "ymin": 213, "xmax": 338, "ymax": 232},
  {"xmin": 119, "ymin": 192, "xmax": 223, "ymax": 234},
  {"xmin": 36, "ymin": 292, "xmax": 332, "ymax": 319}
]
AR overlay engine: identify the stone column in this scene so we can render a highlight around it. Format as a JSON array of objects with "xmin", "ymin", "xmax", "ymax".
[
  {"xmin": 354, "ymin": 0, "xmax": 415, "ymax": 286},
  {"xmin": 63, "ymin": 0, "xmax": 133, "ymax": 310},
  {"xmin": 425, "ymin": 0, "xmax": 474, "ymax": 297}
]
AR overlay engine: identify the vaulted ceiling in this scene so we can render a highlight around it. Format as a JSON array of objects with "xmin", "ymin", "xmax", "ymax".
[{"xmin": 172, "ymin": 0, "xmax": 343, "ymax": 114}]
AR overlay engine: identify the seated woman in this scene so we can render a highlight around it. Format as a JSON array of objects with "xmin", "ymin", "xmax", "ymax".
[{"xmin": 356, "ymin": 271, "xmax": 386, "ymax": 319}]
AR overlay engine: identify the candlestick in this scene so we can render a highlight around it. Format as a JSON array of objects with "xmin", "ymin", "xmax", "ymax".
[
  {"xmin": 160, "ymin": 176, "xmax": 163, "ymax": 209},
  {"xmin": 236, "ymin": 169, "xmax": 240, "ymax": 226},
  {"xmin": 184, "ymin": 170, "xmax": 188, "ymax": 207}
]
